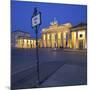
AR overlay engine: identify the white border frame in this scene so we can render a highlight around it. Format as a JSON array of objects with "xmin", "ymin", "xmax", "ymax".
[{"xmin": 0, "ymin": 0, "xmax": 89, "ymax": 90}]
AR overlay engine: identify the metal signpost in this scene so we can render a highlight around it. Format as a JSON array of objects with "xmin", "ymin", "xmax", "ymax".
[{"xmin": 31, "ymin": 8, "xmax": 41, "ymax": 86}]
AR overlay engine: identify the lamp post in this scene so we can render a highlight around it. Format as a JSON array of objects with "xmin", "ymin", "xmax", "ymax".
[{"xmin": 31, "ymin": 8, "xmax": 41, "ymax": 86}]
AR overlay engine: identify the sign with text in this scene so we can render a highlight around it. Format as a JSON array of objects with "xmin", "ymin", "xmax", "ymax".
[{"xmin": 32, "ymin": 13, "xmax": 41, "ymax": 27}]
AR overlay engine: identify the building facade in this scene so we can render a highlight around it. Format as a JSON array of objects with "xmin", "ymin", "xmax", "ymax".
[
  {"xmin": 11, "ymin": 30, "xmax": 36, "ymax": 48},
  {"xmin": 11, "ymin": 22, "xmax": 87, "ymax": 49},
  {"xmin": 70, "ymin": 23, "xmax": 87, "ymax": 49}
]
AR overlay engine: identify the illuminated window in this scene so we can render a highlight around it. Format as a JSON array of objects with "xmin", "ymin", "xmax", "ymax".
[
  {"xmin": 80, "ymin": 34, "xmax": 83, "ymax": 38},
  {"xmin": 78, "ymin": 31, "xmax": 85, "ymax": 40}
]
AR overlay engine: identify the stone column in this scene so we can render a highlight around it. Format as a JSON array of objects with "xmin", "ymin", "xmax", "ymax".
[
  {"xmin": 61, "ymin": 32, "xmax": 63, "ymax": 47},
  {"xmin": 42, "ymin": 34, "xmax": 44, "ymax": 48},
  {"xmin": 49, "ymin": 33, "xmax": 51, "ymax": 48},
  {"xmin": 27, "ymin": 38, "xmax": 28, "ymax": 48},
  {"xmin": 42, "ymin": 34, "xmax": 45, "ymax": 48},
  {"xmin": 57, "ymin": 33, "xmax": 58, "ymax": 48},
  {"xmin": 22, "ymin": 38, "xmax": 24, "ymax": 48},
  {"xmin": 45, "ymin": 34, "xmax": 47, "ymax": 48},
  {"xmin": 56, "ymin": 33, "xmax": 58, "ymax": 48},
  {"xmin": 85, "ymin": 30, "xmax": 87, "ymax": 48},
  {"xmin": 76, "ymin": 31, "xmax": 78, "ymax": 49},
  {"xmin": 50, "ymin": 33, "xmax": 52, "ymax": 48},
  {"xmin": 69, "ymin": 31, "xmax": 71, "ymax": 48},
  {"xmin": 54, "ymin": 33, "xmax": 56, "ymax": 48},
  {"xmin": 67, "ymin": 32, "xmax": 70, "ymax": 48}
]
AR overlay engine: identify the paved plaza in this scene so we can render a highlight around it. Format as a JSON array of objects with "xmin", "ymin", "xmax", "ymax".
[{"xmin": 11, "ymin": 48, "xmax": 87, "ymax": 89}]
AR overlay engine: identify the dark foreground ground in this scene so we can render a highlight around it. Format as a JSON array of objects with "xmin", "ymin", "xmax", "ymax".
[{"xmin": 11, "ymin": 48, "xmax": 87, "ymax": 89}]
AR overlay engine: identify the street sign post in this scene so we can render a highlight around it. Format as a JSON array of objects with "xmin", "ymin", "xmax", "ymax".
[{"xmin": 31, "ymin": 8, "xmax": 41, "ymax": 86}]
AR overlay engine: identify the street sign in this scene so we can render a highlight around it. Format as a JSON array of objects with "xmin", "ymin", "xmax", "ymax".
[
  {"xmin": 32, "ymin": 12, "xmax": 41, "ymax": 27},
  {"xmin": 31, "ymin": 8, "xmax": 41, "ymax": 86}
]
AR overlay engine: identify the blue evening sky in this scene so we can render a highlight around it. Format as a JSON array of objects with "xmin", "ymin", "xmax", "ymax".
[{"xmin": 11, "ymin": 1, "xmax": 87, "ymax": 38}]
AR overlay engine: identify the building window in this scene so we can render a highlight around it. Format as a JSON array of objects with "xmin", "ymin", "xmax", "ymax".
[
  {"xmin": 80, "ymin": 34, "xmax": 83, "ymax": 38},
  {"xmin": 78, "ymin": 31, "xmax": 85, "ymax": 40}
]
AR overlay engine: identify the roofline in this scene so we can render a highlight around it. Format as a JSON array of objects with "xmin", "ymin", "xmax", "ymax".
[
  {"xmin": 11, "ymin": 30, "xmax": 30, "ymax": 34},
  {"xmin": 71, "ymin": 23, "xmax": 87, "ymax": 29}
]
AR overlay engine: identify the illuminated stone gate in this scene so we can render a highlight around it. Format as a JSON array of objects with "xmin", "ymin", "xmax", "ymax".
[{"xmin": 41, "ymin": 20, "xmax": 72, "ymax": 48}]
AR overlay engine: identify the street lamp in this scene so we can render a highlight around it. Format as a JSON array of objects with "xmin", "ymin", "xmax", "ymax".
[{"xmin": 31, "ymin": 8, "xmax": 41, "ymax": 86}]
